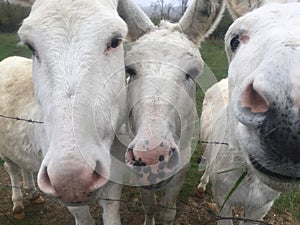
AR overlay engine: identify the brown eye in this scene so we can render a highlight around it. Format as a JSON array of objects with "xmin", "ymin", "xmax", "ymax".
[
  {"xmin": 111, "ymin": 37, "xmax": 122, "ymax": 49},
  {"xmin": 185, "ymin": 74, "xmax": 191, "ymax": 80},
  {"xmin": 25, "ymin": 42, "xmax": 40, "ymax": 61},
  {"xmin": 230, "ymin": 34, "xmax": 240, "ymax": 52},
  {"xmin": 26, "ymin": 43, "xmax": 36, "ymax": 55},
  {"xmin": 126, "ymin": 66, "xmax": 136, "ymax": 77}
]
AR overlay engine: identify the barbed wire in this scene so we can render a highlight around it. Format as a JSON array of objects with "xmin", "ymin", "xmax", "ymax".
[
  {"xmin": 0, "ymin": 114, "xmax": 43, "ymax": 124},
  {"xmin": 0, "ymin": 114, "xmax": 230, "ymax": 147},
  {"xmin": 198, "ymin": 140, "xmax": 229, "ymax": 146},
  {"xmin": 0, "ymin": 182, "xmax": 271, "ymax": 225},
  {"xmin": 0, "ymin": 115, "xmax": 261, "ymax": 224}
]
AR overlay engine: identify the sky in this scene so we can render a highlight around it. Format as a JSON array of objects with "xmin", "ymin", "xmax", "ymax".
[
  {"xmin": 134, "ymin": 0, "xmax": 160, "ymax": 7},
  {"xmin": 134, "ymin": 0, "xmax": 187, "ymax": 7}
]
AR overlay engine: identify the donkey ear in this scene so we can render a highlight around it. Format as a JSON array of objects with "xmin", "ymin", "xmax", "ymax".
[
  {"xmin": 5, "ymin": 0, "xmax": 35, "ymax": 7},
  {"xmin": 226, "ymin": 0, "xmax": 264, "ymax": 20},
  {"xmin": 178, "ymin": 0, "xmax": 226, "ymax": 45},
  {"xmin": 118, "ymin": 0, "xmax": 155, "ymax": 41}
]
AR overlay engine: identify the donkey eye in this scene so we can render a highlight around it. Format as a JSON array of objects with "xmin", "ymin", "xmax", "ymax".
[
  {"xmin": 185, "ymin": 68, "xmax": 199, "ymax": 81},
  {"xmin": 126, "ymin": 66, "xmax": 137, "ymax": 77},
  {"xmin": 185, "ymin": 74, "xmax": 191, "ymax": 80},
  {"xmin": 230, "ymin": 34, "xmax": 240, "ymax": 52},
  {"xmin": 111, "ymin": 37, "xmax": 122, "ymax": 49},
  {"xmin": 24, "ymin": 42, "xmax": 40, "ymax": 61},
  {"xmin": 25, "ymin": 42, "xmax": 36, "ymax": 55}
]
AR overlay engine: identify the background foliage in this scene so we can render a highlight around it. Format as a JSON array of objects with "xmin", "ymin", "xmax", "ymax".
[{"xmin": 0, "ymin": 2, "xmax": 30, "ymax": 33}]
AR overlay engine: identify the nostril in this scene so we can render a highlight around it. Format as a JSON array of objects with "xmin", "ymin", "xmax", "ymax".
[
  {"xmin": 90, "ymin": 161, "xmax": 108, "ymax": 191},
  {"xmin": 159, "ymin": 155, "xmax": 165, "ymax": 161},
  {"xmin": 169, "ymin": 147, "xmax": 176, "ymax": 156},
  {"xmin": 38, "ymin": 166, "xmax": 56, "ymax": 196},
  {"xmin": 125, "ymin": 148, "xmax": 135, "ymax": 165},
  {"xmin": 241, "ymin": 81, "xmax": 269, "ymax": 113}
]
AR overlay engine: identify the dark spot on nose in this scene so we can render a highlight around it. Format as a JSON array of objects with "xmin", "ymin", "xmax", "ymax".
[
  {"xmin": 133, "ymin": 161, "xmax": 146, "ymax": 167},
  {"xmin": 158, "ymin": 161, "xmax": 167, "ymax": 170},
  {"xmin": 159, "ymin": 155, "xmax": 165, "ymax": 161},
  {"xmin": 158, "ymin": 171, "xmax": 165, "ymax": 178},
  {"xmin": 143, "ymin": 167, "xmax": 151, "ymax": 174},
  {"xmin": 292, "ymin": 135, "xmax": 298, "ymax": 140},
  {"xmin": 160, "ymin": 142, "xmax": 164, "ymax": 147},
  {"xmin": 147, "ymin": 172, "xmax": 158, "ymax": 183},
  {"xmin": 144, "ymin": 140, "xmax": 149, "ymax": 145},
  {"xmin": 135, "ymin": 166, "xmax": 142, "ymax": 172},
  {"xmin": 169, "ymin": 148, "xmax": 176, "ymax": 156}
]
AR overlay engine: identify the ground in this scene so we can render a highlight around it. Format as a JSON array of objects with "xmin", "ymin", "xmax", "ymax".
[{"xmin": 0, "ymin": 164, "xmax": 298, "ymax": 225}]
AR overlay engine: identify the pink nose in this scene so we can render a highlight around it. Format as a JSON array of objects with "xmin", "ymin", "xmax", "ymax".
[
  {"xmin": 241, "ymin": 80, "xmax": 269, "ymax": 113},
  {"xmin": 38, "ymin": 160, "xmax": 108, "ymax": 205},
  {"xmin": 125, "ymin": 138, "xmax": 179, "ymax": 187},
  {"xmin": 126, "ymin": 141, "xmax": 175, "ymax": 166}
]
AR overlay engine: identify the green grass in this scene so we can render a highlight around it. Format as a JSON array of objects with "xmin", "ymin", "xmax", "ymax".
[
  {"xmin": 273, "ymin": 192, "xmax": 300, "ymax": 221},
  {"xmin": 201, "ymin": 39, "xmax": 228, "ymax": 80},
  {"xmin": 0, "ymin": 33, "xmax": 31, "ymax": 60}
]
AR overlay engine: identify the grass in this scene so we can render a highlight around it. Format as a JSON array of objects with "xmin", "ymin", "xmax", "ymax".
[
  {"xmin": 0, "ymin": 33, "xmax": 300, "ymax": 223},
  {"xmin": 0, "ymin": 33, "xmax": 31, "ymax": 60},
  {"xmin": 273, "ymin": 192, "xmax": 300, "ymax": 221},
  {"xmin": 201, "ymin": 38, "xmax": 228, "ymax": 80}
]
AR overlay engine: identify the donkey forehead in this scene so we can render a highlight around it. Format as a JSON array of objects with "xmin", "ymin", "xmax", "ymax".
[
  {"xmin": 134, "ymin": 28, "xmax": 200, "ymax": 53},
  {"xmin": 126, "ymin": 28, "xmax": 203, "ymax": 68},
  {"xmin": 225, "ymin": 3, "xmax": 300, "ymax": 63},
  {"xmin": 227, "ymin": 3, "xmax": 300, "ymax": 37},
  {"xmin": 19, "ymin": 0, "xmax": 126, "ymax": 39}
]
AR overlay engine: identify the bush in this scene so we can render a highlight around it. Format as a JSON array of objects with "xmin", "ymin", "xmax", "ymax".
[
  {"xmin": 210, "ymin": 9, "xmax": 233, "ymax": 40},
  {"xmin": 0, "ymin": 2, "xmax": 30, "ymax": 33}
]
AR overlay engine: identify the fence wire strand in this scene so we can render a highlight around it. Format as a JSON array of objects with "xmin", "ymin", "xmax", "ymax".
[
  {"xmin": 0, "ymin": 182, "xmax": 271, "ymax": 225},
  {"xmin": 0, "ymin": 114, "xmax": 43, "ymax": 124},
  {"xmin": 0, "ymin": 115, "xmax": 268, "ymax": 224}
]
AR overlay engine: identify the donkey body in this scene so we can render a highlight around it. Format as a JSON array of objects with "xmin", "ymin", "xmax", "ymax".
[{"xmin": 198, "ymin": 2, "xmax": 300, "ymax": 224}]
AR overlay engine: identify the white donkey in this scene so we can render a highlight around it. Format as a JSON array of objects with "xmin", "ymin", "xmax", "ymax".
[
  {"xmin": 0, "ymin": 57, "xmax": 45, "ymax": 219},
  {"xmin": 226, "ymin": 0, "xmax": 300, "ymax": 20},
  {"xmin": 0, "ymin": 0, "xmax": 153, "ymax": 224},
  {"xmin": 123, "ymin": 0, "xmax": 225, "ymax": 224},
  {"xmin": 198, "ymin": 2, "xmax": 300, "ymax": 224}
]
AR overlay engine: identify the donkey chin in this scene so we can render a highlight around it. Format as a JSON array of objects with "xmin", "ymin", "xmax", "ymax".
[
  {"xmin": 247, "ymin": 148, "xmax": 300, "ymax": 192},
  {"xmin": 126, "ymin": 147, "xmax": 181, "ymax": 190}
]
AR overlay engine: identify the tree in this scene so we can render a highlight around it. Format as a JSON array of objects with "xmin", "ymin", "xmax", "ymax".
[
  {"xmin": 179, "ymin": 0, "xmax": 188, "ymax": 16},
  {"xmin": 151, "ymin": 0, "xmax": 174, "ymax": 20}
]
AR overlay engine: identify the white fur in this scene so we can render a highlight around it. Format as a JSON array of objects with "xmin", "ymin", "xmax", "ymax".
[
  {"xmin": 226, "ymin": 0, "xmax": 300, "ymax": 20},
  {"xmin": 0, "ymin": 56, "xmax": 45, "ymax": 218},
  {"xmin": 125, "ymin": 0, "xmax": 225, "ymax": 224},
  {"xmin": 0, "ymin": 0, "xmax": 152, "ymax": 224},
  {"xmin": 198, "ymin": 79, "xmax": 280, "ymax": 225},
  {"xmin": 17, "ymin": 4, "xmax": 127, "ymax": 225},
  {"xmin": 198, "ymin": 2, "xmax": 300, "ymax": 224}
]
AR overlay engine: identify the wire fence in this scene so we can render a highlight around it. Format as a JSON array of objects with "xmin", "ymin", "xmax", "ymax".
[
  {"xmin": 0, "ymin": 114, "xmax": 276, "ymax": 225},
  {"xmin": 0, "ymin": 182, "xmax": 272, "ymax": 225},
  {"xmin": 0, "ymin": 114, "xmax": 43, "ymax": 124}
]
